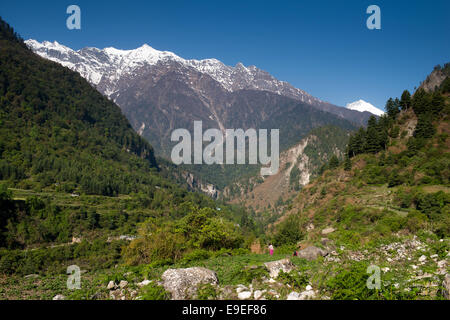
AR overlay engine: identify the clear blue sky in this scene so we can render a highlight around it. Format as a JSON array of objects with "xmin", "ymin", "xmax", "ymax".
[{"xmin": 1, "ymin": 0, "xmax": 449, "ymax": 110}]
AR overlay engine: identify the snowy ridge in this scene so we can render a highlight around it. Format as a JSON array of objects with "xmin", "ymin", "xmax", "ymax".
[
  {"xmin": 25, "ymin": 39, "xmax": 322, "ymax": 105},
  {"xmin": 345, "ymin": 99, "xmax": 385, "ymax": 116}
]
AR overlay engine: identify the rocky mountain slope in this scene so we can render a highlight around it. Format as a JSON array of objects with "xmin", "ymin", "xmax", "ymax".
[
  {"xmin": 25, "ymin": 40, "xmax": 371, "ymax": 157},
  {"xmin": 224, "ymin": 126, "xmax": 350, "ymax": 213},
  {"xmin": 419, "ymin": 63, "xmax": 450, "ymax": 92}
]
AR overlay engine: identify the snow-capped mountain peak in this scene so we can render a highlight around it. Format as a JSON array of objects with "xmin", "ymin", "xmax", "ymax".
[
  {"xmin": 24, "ymin": 39, "xmax": 327, "ymax": 105},
  {"xmin": 24, "ymin": 39, "xmax": 373, "ymax": 126},
  {"xmin": 345, "ymin": 99, "xmax": 384, "ymax": 116}
]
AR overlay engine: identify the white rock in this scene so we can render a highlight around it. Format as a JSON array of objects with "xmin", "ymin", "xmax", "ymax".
[
  {"xmin": 236, "ymin": 287, "xmax": 246, "ymax": 294},
  {"xmin": 305, "ymin": 285, "xmax": 313, "ymax": 291},
  {"xmin": 52, "ymin": 294, "xmax": 65, "ymax": 300},
  {"xmin": 299, "ymin": 290, "xmax": 316, "ymax": 300},
  {"xmin": 238, "ymin": 291, "xmax": 252, "ymax": 300},
  {"xmin": 286, "ymin": 292, "xmax": 301, "ymax": 300},
  {"xmin": 382, "ymin": 267, "xmax": 390, "ymax": 272},
  {"xmin": 264, "ymin": 259, "xmax": 296, "ymax": 278},
  {"xmin": 119, "ymin": 280, "xmax": 128, "ymax": 289},
  {"xmin": 254, "ymin": 290, "xmax": 263, "ymax": 300},
  {"xmin": 418, "ymin": 255, "xmax": 427, "ymax": 262},
  {"xmin": 137, "ymin": 279, "xmax": 152, "ymax": 287},
  {"xmin": 107, "ymin": 281, "xmax": 116, "ymax": 290},
  {"xmin": 161, "ymin": 267, "xmax": 218, "ymax": 300}
]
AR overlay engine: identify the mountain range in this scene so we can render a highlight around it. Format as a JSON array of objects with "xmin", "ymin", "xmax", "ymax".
[
  {"xmin": 25, "ymin": 40, "xmax": 376, "ymax": 190},
  {"xmin": 25, "ymin": 41, "xmax": 372, "ymax": 143}
]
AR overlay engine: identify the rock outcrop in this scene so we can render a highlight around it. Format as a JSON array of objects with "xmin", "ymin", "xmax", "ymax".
[
  {"xmin": 264, "ymin": 258, "xmax": 296, "ymax": 278},
  {"xmin": 161, "ymin": 267, "xmax": 218, "ymax": 300},
  {"xmin": 297, "ymin": 246, "xmax": 328, "ymax": 261}
]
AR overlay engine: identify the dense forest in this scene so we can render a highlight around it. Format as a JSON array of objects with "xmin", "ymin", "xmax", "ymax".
[{"xmin": 0, "ymin": 17, "xmax": 160, "ymax": 196}]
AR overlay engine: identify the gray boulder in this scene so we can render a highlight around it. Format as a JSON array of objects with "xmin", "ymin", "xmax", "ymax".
[
  {"xmin": 264, "ymin": 258, "xmax": 296, "ymax": 278},
  {"xmin": 297, "ymin": 246, "xmax": 328, "ymax": 261},
  {"xmin": 161, "ymin": 267, "xmax": 218, "ymax": 300}
]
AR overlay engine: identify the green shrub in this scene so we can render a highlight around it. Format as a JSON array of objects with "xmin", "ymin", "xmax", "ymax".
[
  {"xmin": 229, "ymin": 265, "xmax": 270, "ymax": 285},
  {"xmin": 326, "ymin": 262, "xmax": 376, "ymax": 300},
  {"xmin": 430, "ymin": 240, "xmax": 449, "ymax": 259},
  {"xmin": 277, "ymin": 270, "xmax": 309, "ymax": 290},
  {"xmin": 196, "ymin": 283, "xmax": 218, "ymax": 300},
  {"xmin": 140, "ymin": 282, "xmax": 170, "ymax": 300},
  {"xmin": 273, "ymin": 214, "xmax": 304, "ymax": 246},
  {"xmin": 180, "ymin": 249, "xmax": 212, "ymax": 264},
  {"xmin": 379, "ymin": 214, "xmax": 406, "ymax": 233}
]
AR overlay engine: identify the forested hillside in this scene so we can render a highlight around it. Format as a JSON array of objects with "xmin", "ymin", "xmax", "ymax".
[
  {"xmin": 0, "ymin": 19, "xmax": 161, "ymax": 196},
  {"xmin": 273, "ymin": 70, "xmax": 450, "ymax": 244},
  {"xmin": 265, "ymin": 72, "xmax": 449, "ymax": 299},
  {"xmin": 0, "ymin": 18, "xmax": 255, "ymax": 286}
]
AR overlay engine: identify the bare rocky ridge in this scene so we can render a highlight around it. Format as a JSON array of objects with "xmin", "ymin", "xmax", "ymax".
[{"xmin": 419, "ymin": 64, "xmax": 450, "ymax": 92}]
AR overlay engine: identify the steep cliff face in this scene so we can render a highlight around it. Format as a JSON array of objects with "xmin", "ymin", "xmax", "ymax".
[{"xmin": 419, "ymin": 63, "xmax": 450, "ymax": 92}]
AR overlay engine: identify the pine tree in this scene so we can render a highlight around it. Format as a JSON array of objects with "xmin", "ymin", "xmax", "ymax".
[
  {"xmin": 344, "ymin": 156, "xmax": 352, "ymax": 171},
  {"xmin": 412, "ymin": 88, "xmax": 430, "ymax": 115},
  {"xmin": 328, "ymin": 155, "xmax": 339, "ymax": 169},
  {"xmin": 386, "ymin": 98, "xmax": 400, "ymax": 118},
  {"xmin": 414, "ymin": 115, "xmax": 435, "ymax": 139},
  {"xmin": 430, "ymin": 92, "xmax": 444, "ymax": 115},
  {"xmin": 400, "ymin": 90, "xmax": 411, "ymax": 110},
  {"xmin": 365, "ymin": 116, "xmax": 382, "ymax": 153}
]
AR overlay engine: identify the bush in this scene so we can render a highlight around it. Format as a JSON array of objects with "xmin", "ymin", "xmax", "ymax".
[
  {"xmin": 229, "ymin": 265, "xmax": 270, "ymax": 285},
  {"xmin": 277, "ymin": 270, "xmax": 309, "ymax": 290},
  {"xmin": 196, "ymin": 283, "xmax": 218, "ymax": 300},
  {"xmin": 140, "ymin": 282, "xmax": 170, "ymax": 300},
  {"xmin": 326, "ymin": 262, "xmax": 376, "ymax": 300},
  {"xmin": 415, "ymin": 191, "xmax": 448, "ymax": 219},
  {"xmin": 388, "ymin": 171, "xmax": 404, "ymax": 187},
  {"xmin": 273, "ymin": 215, "xmax": 304, "ymax": 246},
  {"xmin": 180, "ymin": 249, "xmax": 212, "ymax": 264}
]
